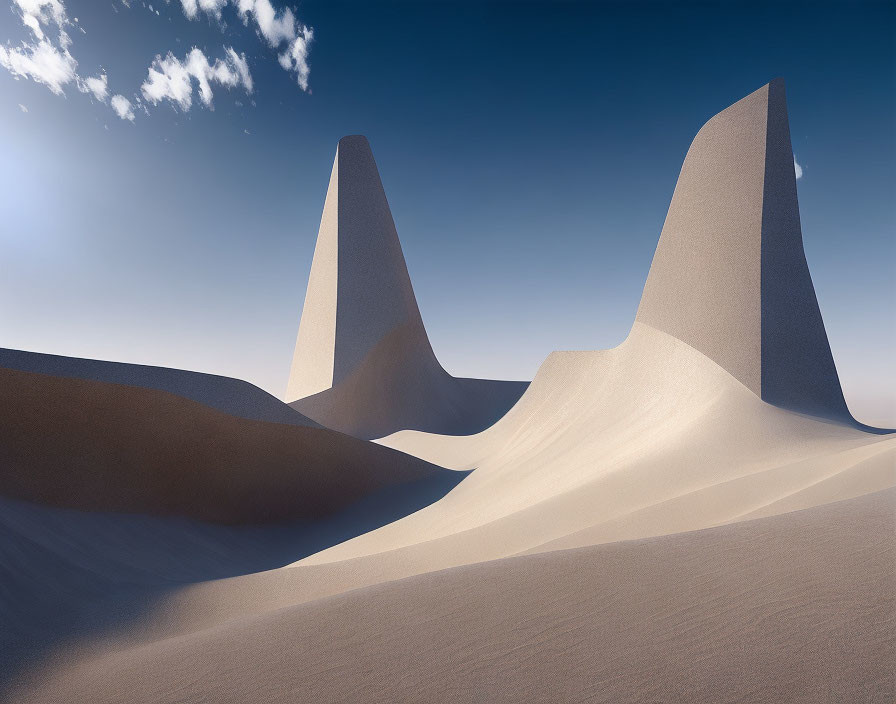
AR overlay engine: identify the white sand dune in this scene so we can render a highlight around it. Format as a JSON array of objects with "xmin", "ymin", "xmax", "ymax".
[
  {"xmin": 2, "ymin": 79, "xmax": 893, "ymax": 703},
  {"xmin": 306, "ymin": 322, "xmax": 895, "ymax": 568},
  {"xmin": 297, "ymin": 79, "xmax": 895, "ymax": 568},
  {"xmin": 10, "ymin": 489, "xmax": 894, "ymax": 704}
]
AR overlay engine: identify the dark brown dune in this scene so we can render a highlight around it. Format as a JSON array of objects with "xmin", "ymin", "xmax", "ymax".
[
  {"xmin": 14, "ymin": 489, "xmax": 894, "ymax": 704},
  {"xmin": 0, "ymin": 366, "xmax": 444, "ymax": 524}
]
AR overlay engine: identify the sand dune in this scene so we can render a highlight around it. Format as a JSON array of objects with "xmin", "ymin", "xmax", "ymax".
[
  {"xmin": 0, "ymin": 365, "xmax": 447, "ymax": 524},
  {"xmin": 307, "ymin": 323, "xmax": 894, "ymax": 569},
  {"xmin": 2, "ymin": 80, "xmax": 893, "ymax": 704},
  {"xmin": 11, "ymin": 490, "xmax": 894, "ymax": 704},
  {"xmin": 0, "ymin": 347, "xmax": 317, "ymax": 427},
  {"xmin": 287, "ymin": 135, "xmax": 527, "ymax": 439},
  {"xmin": 299, "ymin": 79, "xmax": 894, "ymax": 569}
]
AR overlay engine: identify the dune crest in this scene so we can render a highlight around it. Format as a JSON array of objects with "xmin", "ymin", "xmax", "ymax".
[
  {"xmin": 3, "ymin": 80, "xmax": 893, "ymax": 704},
  {"xmin": 0, "ymin": 365, "xmax": 448, "ymax": 524}
]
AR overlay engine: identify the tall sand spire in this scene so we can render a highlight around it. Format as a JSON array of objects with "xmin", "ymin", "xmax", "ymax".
[
  {"xmin": 636, "ymin": 79, "xmax": 851, "ymax": 421},
  {"xmin": 287, "ymin": 135, "xmax": 432, "ymax": 401},
  {"xmin": 287, "ymin": 135, "xmax": 527, "ymax": 439}
]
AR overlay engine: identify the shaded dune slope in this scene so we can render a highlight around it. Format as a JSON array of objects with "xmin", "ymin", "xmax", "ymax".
[
  {"xmin": 0, "ymin": 466, "xmax": 466, "ymax": 690},
  {"xmin": 3, "ymin": 79, "xmax": 894, "ymax": 704},
  {"xmin": 0, "ymin": 366, "xmax": 447, "ymax": 524},
  {"xmin": 0, "ymin": 347, "xmax": 316, "ymax": 427},
  {"xmin": 12, "ymin": 489, "xmax": 894, "ymax": 704}
]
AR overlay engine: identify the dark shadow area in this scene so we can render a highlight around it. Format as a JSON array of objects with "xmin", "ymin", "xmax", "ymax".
[
  {"xmin": 0, "ymin": 348, "xmax": 317, "ymax": 428},
  {"xmin": 0, "ymin": 468, "xmax": 469, "ymax": 695}
]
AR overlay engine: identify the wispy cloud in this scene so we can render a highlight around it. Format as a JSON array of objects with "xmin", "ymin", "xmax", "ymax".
[
  {"xmin": 180, "ymin": 0, "xmax": 228, "ymax": 20},
  {"xmin": 0, "ymin": 0, "xmax": 128, "ymax": 121},
  {"xmin": 110, "ymin": 93, "xmax": 135, "ymax": 120},
  {"xmin": 18, "ymin": 102, "xmax": 28, "ymax": 112},
  {"xmin": 78, "ymin": 71, "xmax": 108, "ymax": 101},
  {"xmin": 140, "ymin": 47, "xmax": 253, "ymax": 111},
  {"xmin": 177, "ymin": 0, "xmax": 314, "ymax": 91},
  {"xmin": 0, "ymin": 0, "xmax": 78, "ymax": 95},
  {"xmin": 794, "ymin": 155, "xmax": 803, "ymax": 180},
  {"xmin": 1, "ymin": 0, "xmax": 314, "ymax": 124}
]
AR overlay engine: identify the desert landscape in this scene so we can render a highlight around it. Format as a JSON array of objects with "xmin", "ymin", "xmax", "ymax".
[{"xmin": 0, "ymin": 72, "xmax": 893, "ymax": 703}]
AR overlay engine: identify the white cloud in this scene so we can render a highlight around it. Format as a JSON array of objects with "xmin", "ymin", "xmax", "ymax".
[
  {"xmin": 794, "ymin": 155, "xmax": 803, "ymax": 180},
  {"xmin": 0, "ymin": 1, "xmax": 78, "ymax": 95},
  {"xmin": 2, "ymin": 0, "xmax": 310, "ymax": 123},
  {"xmin": 18, "ymin": 103, "xmax": 28, "ymax": 112},
  {"xmin": 180, "ymin": 0, "xmax": 228, "ymax": 20},
  {"xmin": 110, "ymin": 93, "xmax": 135, "ymax": 120},
  {"xmin": 78, "ymin": 72, "xmax": 108, "ymax": 101},
  {"xmin": 278, "ymin": 27, "xmax": 312, "ymax": 91},
  {"xmin": 178, "ymin": 0, "xmax": 313, "ymax": 91},
  {"xmin": 1, "ymin": 0, "xmax": 131, "ymax": 121},
  {"xmin": 0, "ymin": 37, "xmax": 78, "ymax": 94},
  {"xmin": 238, "ymin": 0, "xmax": 295, "ymax": 46},
  {"xmin": 12, "ymin": 0, "xmax": 67, "ymax": 39},
  {"xmin": 140, "ymin": 47, "xmax": 253, "ymax": 111}
]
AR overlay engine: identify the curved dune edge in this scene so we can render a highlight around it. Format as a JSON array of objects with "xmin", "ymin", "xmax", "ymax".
[
  {"xmin": 0, "ymin": 347, "xmax": 318, "ymax": 428},
  {"xmin": 10, "ymin": 489, "xmax": 894, "ymax": 704},
  {"xmin": 3, "ymin": 327, "xmax": 888, "ymax": 694},
  {"xmin": 296, "ymin": 323, "xmax": 894, "ymax": 567},
  {"xmin": 291, "ymin": 320, "xmax": 528, "ymax": 440},
  {"xmin": 0, "ymin": 366, "xmax": 445, "ymax": 524}
]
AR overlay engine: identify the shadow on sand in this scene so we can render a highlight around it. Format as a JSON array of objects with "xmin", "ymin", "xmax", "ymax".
[{"xmin": 0, "ymin": 469, "xmax": 468, "ymax": 694}]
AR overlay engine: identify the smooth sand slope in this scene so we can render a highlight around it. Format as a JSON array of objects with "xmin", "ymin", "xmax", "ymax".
[
  {"xmin": 11, "ymin": 490, "xmax": 895, "ymax": 704},
  {"xmin": 287, "ymin": 135, "xmax": 527, "ymax": 439},
  {"xmin": 0, "ymin": 365, "xmax": 447, "ymax": 524},
  {"xmin": 296, "ymin": 79, "xmax": 894, "ymax": 569},
  {"xmin": 0, "ymin": 346, "xmax": 317, "ymax": 427},
  {"xmin": 3, "ymin": 80, "xmax": 893, "ymax": 703}
]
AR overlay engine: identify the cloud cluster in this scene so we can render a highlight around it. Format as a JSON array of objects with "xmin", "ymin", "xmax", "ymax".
[
  {"xmin": 178, "ymin": 0, "xmax": 314, "ymax": 91},
  {"xmin": 141, "ymin": 46, "xmax": 253, "ymax": 111},
  {"xmin": 79, "ymin": 71, "xmax": 108, "ymax": 101},
  {"xmin": 1, "ymin": 0, "xmax": 134, "ymax": 120},
  {"xmin": 0, "ymin": 0, "xmax": 77, "ymax": 95},
  {"xmin": 1, "ymin": 0, "xmax": 314, "ymax": 124},
  {"xmin": 110, "ymin": 93, "xmax": 135, "ymax": 121}
]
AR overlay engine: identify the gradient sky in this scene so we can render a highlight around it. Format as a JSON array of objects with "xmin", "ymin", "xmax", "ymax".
[{"xmin": 1, "ymin": 0, "xmax": 894, "ymax": 426}]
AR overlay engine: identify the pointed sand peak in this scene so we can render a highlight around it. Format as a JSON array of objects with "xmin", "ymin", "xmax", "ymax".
[
  {"xmin": 636, "ymin": 79, "xmax": 851, "ymax": 422},
  {"xmin": 287, "ymin": 135, "xmax": 435, "ymax": 403}
]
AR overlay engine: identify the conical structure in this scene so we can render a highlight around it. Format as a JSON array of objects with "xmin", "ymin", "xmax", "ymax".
[
  {"xmin": 287, "ymin": 136, "xmax": 433, "ymax": 401},
  {"xmin": 636, "ymin": 79, "xmax": 851, "ymax": 422},
  {"xmin": 287, "ymin": 136, "xmax": 527, "ymax": 439}
]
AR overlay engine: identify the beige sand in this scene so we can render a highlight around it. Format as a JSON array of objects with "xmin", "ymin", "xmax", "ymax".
[
  {"xmin": 3, "ymin": 80, "xmax": 893, "ymax": 703},
  {"xmin": 11, "ymin": 490, "xmax": 894, "ymax": 704},
  {"xmin": 287, "ymin": 135, "xmax": 527, "ymax": 439},
  {"xmin": 301, "ymin": 323, "xmax": 894, "ymax": 569},
  {"xmin": 0, "ymin": 365, "xmax": 444, "ymax": 524}
]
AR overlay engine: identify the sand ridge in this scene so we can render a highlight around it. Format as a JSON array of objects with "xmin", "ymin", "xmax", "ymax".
[{"xmin": 1, "ymin": 79, "xmax": 893, "ymax": 703}]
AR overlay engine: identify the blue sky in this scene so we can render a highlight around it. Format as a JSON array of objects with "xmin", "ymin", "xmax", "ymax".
[{"xmin": 1, "ymin": 0, "xmax": 894, "ymax": 425}]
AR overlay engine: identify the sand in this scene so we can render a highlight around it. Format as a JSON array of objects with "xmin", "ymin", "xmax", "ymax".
[
  {"xmin": 287, "ymin": 136, "xmax": 527, "ymax": 439},
  {"xmin": 0, "ymin": 346, "xmax": 318, "ymax": 427},
  {"xmin": 0, "ymin": 365, "xmax": 446, "ymax": 524},
  {"xmin": 8, "ymin": 490, "xmax": 894, "ymax": 704},
  {"xmin": 2, "ymin": 79, "xmax": 893, "ymax": 703}
]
